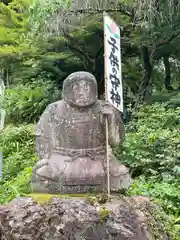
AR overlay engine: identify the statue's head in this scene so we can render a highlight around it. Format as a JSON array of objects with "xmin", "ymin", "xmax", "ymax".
[{"xmin": 63, "ymin": 71, "xmax": 98, "ymax": 108}]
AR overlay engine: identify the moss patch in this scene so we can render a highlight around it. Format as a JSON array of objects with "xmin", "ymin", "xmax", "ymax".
[
  {"xmin": 27, "ymin": 192, "xmax": 110, "ymax": 206},
  {"xmin": 99, "ymin": 207, "xmax": 110, "ymax": 223},
  {"xmin": 87, "ymin": 193, "xmax": 109, "ymax": 206},
  {"xmin": 27, "ymin": 193, "xmax": 92, "ymax": 204}
]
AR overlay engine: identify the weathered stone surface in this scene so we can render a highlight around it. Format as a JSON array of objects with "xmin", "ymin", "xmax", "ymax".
[
  {"xmin": 0, "ymin": 196, "xmax": 170, "ymax": 240},
  {"xmin": 31, "ymin": 71, "xmax": 131, "ymax": 193}
]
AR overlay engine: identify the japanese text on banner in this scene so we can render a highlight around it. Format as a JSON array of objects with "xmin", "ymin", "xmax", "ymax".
[{"xmin": 104, "ymin": 15, "xmax": 123, "ymax": 112}]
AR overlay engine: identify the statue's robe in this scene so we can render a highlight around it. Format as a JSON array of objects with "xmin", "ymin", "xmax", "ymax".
[{"xmin": 31, "ymin": 100, "xmax": 130, "ymax": 193}]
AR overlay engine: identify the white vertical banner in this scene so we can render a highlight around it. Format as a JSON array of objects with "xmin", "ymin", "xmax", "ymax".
[{"xmin": 104, "ymin": 13, "xmax": 123, "ymax": 112}]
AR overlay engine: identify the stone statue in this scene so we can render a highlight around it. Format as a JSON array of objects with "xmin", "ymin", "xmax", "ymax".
[{"xmin": 31, "ymin": 71, "xmax": 131, "ymax": 193}]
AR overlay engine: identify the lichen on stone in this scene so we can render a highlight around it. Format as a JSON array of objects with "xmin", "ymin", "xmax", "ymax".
[
  {"xmin": 28, "ymin": 193, "xmax": 91, "ymax": 204},
  {"xmin": 87, "ymin": 192, "xmax": 109, "ymax": 206},
  {"xmin": 99, "ymin": 207, "xmax": 110, "ymax": 222}
]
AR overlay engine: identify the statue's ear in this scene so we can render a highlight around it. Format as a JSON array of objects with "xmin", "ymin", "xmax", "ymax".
[{"xmin": 62, "ymin": 89, "xmax": 66, "ymax": 101}]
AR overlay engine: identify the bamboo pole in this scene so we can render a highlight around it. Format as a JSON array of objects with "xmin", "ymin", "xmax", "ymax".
[{"xmin": 103, "ymin": 11, "xmax": 110, "ymax": 197}]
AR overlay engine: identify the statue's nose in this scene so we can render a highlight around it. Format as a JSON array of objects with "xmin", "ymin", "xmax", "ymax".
[{"xmin": 79, "ymin": 87, "xmax": 84, "ymax": 93}]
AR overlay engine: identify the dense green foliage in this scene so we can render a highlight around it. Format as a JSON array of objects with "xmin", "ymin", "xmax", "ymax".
[
  {"xmin": 120, "ymin": 104, "xmax": 180, "ymax": 216},
  {"xmin": 116, "ymin": 104, "xmax": 180, "ymax": 181},
  {"xmin": 3, "ymin": 81, "xmax": 60, "ymax": 124},
  {"xmin": 0, "ymin": 0, "xmax": 180, "ymax": 239},
  {"xmin": 0, "ymin": 124, "xmax": 36, "ymax": 203}
]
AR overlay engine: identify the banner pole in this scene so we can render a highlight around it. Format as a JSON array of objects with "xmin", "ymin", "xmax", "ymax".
[{"xmin": 103, "ymin": 11, "xmax": 110, "ymax": 197}]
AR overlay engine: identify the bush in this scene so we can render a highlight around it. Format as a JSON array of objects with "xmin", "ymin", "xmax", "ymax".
[
  {"xmin": 0, "ymin": 124, "xmax": 37, "ymax": 182},
  {"xmin": 149, "ymin": 91, "xmax": 180, "ymax": 108},
  {"xmin": 0, "ymin": 124, "xmax": 37, "ymax": 203},
  {"xmin": 0, "ymin": 167, "xmax": 32, "ymax": 204},
  {"xmin": 127, "ymin": 177, "xmax": 180, "ymax": 214},
  {"xmin": 115, "ymin": 103, "xmax": 180, "ymax": 182},
  {"xmin": 127, "ymin": 177, "xmax": 180, "ymax": 240},
  {"xmin": 3, "ymin": 80, "xmax": 60, "ymax": 124}
]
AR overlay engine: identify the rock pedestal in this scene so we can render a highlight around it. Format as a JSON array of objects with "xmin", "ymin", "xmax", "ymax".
[{"xmin": 0, "ymin": 195, "xmax": 170, "ymax": 240}]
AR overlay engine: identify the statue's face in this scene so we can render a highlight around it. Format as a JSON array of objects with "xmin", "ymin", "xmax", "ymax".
[
  {"xmin": 71, "ymin": 80, "xmax": 93, "ymax": 107},
  {"xmin": 63, "ymin": 72, "xmax": 98, "ymax": 108}
]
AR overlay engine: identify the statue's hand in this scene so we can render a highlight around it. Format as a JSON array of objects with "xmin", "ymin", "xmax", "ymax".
[
  {"xmin": 36, "ymin": 159, "xmax": 49, "ymax": 169},
  {"xmin": 101, "ymin": 101, "xmax": 113, "ymax": 116},
  {"xmin": 35, "ymin": 159, "xmax": 51, "ymax": 180}
]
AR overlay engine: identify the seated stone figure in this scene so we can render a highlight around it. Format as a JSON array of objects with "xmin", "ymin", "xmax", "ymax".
[{"xmin": 31, "ymin": 71, "xmax": 131, "ymax": 193}]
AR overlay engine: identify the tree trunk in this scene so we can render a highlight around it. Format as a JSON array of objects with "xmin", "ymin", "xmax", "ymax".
[
  {"xmin": 135, "ymin": 46, "xmax": 152, "ymax": 109},
  {"xmin": 163, "ymin": 56, "xmax": 174, "ymax": 91}
]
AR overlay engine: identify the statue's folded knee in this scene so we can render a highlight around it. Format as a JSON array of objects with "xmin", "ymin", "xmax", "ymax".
[{"xmin": 36, "ymin": 161, "xmax": 60, "ymax": 181}]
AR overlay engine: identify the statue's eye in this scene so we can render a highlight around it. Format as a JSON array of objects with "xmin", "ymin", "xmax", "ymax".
[
  {"xmin": 72, "ymin": 84, "xmax": 78, "ymax": 90},
  {"xmin": 84, "ymin": 84, "xmax": 90, "ymax": 90}
]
